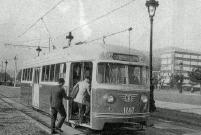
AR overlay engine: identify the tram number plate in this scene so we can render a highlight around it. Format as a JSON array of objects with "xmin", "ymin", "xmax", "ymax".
[{"xmin": 123, "ymin": 107, "xmax": 135, "ymax": 114}]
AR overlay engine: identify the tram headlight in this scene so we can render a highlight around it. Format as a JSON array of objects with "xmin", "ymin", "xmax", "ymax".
[
  {"xmin": 107, "ymin": 95, "xmax": 114, "ymax": 103},
  {"xmin": 103, "ymin": 94, "xmax": 115, "ymax": 103},
  {"xmin": 141, "ymin": 95, "xmax": 148, "ymax": 103},
  {"xmin": 104, "ymin": 95, "xmax": 114, "ymax": 103}
]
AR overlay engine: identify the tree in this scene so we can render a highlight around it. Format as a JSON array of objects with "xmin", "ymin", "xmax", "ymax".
[
  {"xmin": 0, "ymin": 72, "xmax": 12, "ymax": 83},
  {"xmin": 188, "ymin": 67, "xmax": 201, "ymax": 94},
  {"xmin": 16, "ymin": 70, "xmax": 22, "ymax": 82},
  {"xmin": 168, "ymin": 73, "xmax": 184, "ymax": 92},
  {"xmin": 169, "ymin": 73, "xmax": 175, "ymax": 88}
]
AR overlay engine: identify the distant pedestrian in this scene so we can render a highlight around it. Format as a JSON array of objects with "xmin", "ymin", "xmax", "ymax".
[{"xmin": 50, "ymin": 78, "xmax": 72, "ymax": 134}]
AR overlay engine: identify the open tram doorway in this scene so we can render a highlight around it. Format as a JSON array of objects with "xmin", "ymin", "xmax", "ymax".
[
  {"xmin": 32, "ymin": 67, "xmax": 40, "ymax": 109},
  {"xmin": 69, "ymin": 62, "xmax": 92, "ymax": 125}
]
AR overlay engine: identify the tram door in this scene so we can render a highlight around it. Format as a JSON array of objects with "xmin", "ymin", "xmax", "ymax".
[{"xmin": 32, "ymin": 67, "xmax": 40, "ymax": 108}]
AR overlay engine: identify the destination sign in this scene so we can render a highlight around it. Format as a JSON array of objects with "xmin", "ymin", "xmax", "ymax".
[{"xmin": 112, "ymin": 53, "xmax": 139, "ymax": 62}]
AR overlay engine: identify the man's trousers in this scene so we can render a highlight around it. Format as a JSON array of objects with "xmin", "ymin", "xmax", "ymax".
[{"xmin": 51, "ymin": 105, "xmax": 66, "ymax": 131}]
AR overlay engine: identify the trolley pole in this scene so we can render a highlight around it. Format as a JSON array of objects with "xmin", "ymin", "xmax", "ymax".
[
  {"xmin": 49, "ymin": 37, "xmax": 51, "ymax": 52},
  {"xmin": 14, "ymin": 56, "xmax": 17, "ymax": 87}
]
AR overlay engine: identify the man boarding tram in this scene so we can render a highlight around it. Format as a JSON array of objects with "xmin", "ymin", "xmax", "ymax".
[{"xmin": 49, "ymin": 78, "xmax": 72, "ymax": 134}]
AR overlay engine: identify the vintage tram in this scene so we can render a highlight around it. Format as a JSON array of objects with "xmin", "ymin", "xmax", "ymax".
[{"xmin": 20, "ymin": 43, "xmax": 149, "ymax": 130}]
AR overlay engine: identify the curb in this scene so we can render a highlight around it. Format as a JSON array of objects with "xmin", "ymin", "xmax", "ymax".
[{"xmin": 151, "ymin": 107, "xmax": 201, "ymax": 127}]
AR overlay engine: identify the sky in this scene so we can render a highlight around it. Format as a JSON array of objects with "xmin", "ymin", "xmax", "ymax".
[{"xmin": 0, "ymin": 0, "xmax": 201, "ymax": 75}]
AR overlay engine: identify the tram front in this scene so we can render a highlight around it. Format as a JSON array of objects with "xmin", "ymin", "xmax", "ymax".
[{"xmin": 91, "ymin": 59, "xmax": 149, "ymax": 130}]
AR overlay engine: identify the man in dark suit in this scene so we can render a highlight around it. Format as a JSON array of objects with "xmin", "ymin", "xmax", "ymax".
[{"xmin": 50, "ymin": 78, "xmax": 72, "ymax": 134}]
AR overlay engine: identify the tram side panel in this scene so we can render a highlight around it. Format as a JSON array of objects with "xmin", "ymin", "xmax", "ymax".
[
  {"xmin": 38, "ymin": 84, "xmax": 68, "ymax": 114},
  {"xmin": 20, "ymin": 83, "xmax": 32, "ymax": 106},
  {"xmin": 39, "ymin": 84, "xmax": 51, "ymax": 113}
]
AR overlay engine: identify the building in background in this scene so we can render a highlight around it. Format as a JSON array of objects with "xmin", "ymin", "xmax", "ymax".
[{"xmin": 159, "ymin": 47, "xmax": 201, "ymax": 88}]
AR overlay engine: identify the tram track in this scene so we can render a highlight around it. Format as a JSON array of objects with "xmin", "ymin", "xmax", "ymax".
[
  {"xmin": 0, "ymin": 93, "xmax": 52, "ymax": 134},
  {"xmin": 0, "ymin": 92, "xmax": 100, "ymax": 135},
  {"xmin": 0, "ymin": 92, "xmax": 145, "ymax": 135}
]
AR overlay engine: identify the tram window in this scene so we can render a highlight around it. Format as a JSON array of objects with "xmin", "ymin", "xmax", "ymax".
[
  {"xmin": 26, "ymin": 68, "xmax": 30, "ymax": 81},
  {"xmin": 45, "ymin": 65, "xmax": 50, "ymax": 81},
  {"xmin": 23, "ymin": 69, "xmax": 27, "ymax": 81},
  {"xmin": 71, "ymin": 63, "xmax": 81, "ymax": 86},
  {"xmin": 41, "ymin": 63, "xmax": 66, "ymax": 82},
  {"xmin": 26, "ymin": 69, "xmax": 29, "ymax": 81},
  {"xmin": 22, "ymin": 69, "xmax": 25, "ymax": 80},
  {"xmin": 28, "ymin": 68, "xmax": 31, "ymax": 81},
  {"xmin": 97, "ymin": 63, "xmax": 126, "ymax": 84},
  {"xmin": 59, "ymin": 63, "xmax": 66, "ymax": 78},
  {"xmin": 97, "ymin": 63, "xmax": 147, "ymax": 85},
  {"xmin": 71, "ymin": 62, "xmax": 92, "ymax": 86},
  {"xmin": 84, "ymin": 62, "xmax": 92, "ymax": 79},
  {"xmin": 22, "ymin": 68, "xmax": 33, "ymax": 81},
  {"xmin": 24, "ymin": 69, "xmax": 27, "ymax": 80},
  {"xmin": 128, "ymin": 66, "xmax": 141, "ymax": 85},
  {"xmin": 42, "ymin": 66, "xmax": 46, "ymax": 81},
  {"xmin": 142, "ymin": 67, "xmax": 148, "ymax": 84},
  {"xmin": 50, "ymin": 64, "xmax": 55, "ymax": 81},
  {"xmin": 55, "ymin": 64, "xmax": 60, "ymax": 81},
  {"xmin": 30, "ymin": 68, "xmax": 33, "ymax": 81}
]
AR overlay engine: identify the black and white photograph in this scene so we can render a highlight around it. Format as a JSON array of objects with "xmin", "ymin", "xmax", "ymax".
[{"xmin": 0, "ymin": 0, "xmax": 201, "ymax": 135}]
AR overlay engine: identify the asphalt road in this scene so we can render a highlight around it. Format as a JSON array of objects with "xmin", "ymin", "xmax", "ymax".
[{"xmin": 0, "ymin": 86, "xmax": 201, "ymax": 135}]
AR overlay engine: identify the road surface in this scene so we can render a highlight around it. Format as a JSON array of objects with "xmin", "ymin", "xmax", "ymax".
[{"xmin": 0, "ymin": 86, "xmax": 201, "ymax": 135}]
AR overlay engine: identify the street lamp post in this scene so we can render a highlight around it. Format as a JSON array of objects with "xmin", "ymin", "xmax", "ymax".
[
  {"xmin": 14, "ymin": 56, "xmax": 17, "ymax": 87},
  {"xmin": 179, "ymin": 62, "xmax": 183, "ymax": 93},
  {"xmin": 1, "ymin": 61, "xmax": 3, "ymax": 82},
  {"xmin": 36, "ymin": 46, "xmax": 42, "ymax": 56},
  {"xmin": 145, "ymin": 0, "xmax": 159, "ymax": 112},
  {"xmin": 66, "ymin": 32, "xmax": 74, "ymax": 47},
  {"xmin": 4, "ymin": 60, "xmax": 8, "ymax": 85}
]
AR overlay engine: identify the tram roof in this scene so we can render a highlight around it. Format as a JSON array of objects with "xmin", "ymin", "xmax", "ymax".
[{"xmin": 22, "ymin": 43, "xmax": 145, "ymax": 68}]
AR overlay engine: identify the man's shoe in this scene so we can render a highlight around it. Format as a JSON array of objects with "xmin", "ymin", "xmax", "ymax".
[
  {"xmin": 51, "ymin": 130, "xmax": 58, "ymax": 134},
  {"xmin": 56, "ymin": 128, "xmax": 63, "ymax": 132}
]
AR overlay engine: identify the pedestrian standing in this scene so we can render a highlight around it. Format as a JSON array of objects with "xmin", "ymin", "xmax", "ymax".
[{"xmin": 50, "ymin": 78, "xmax": 72, "ymax": 134}]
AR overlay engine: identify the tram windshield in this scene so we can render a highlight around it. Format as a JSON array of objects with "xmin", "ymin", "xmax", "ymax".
[{"xmin": 97, "ymin": 62, "xmax": 148, "ymax": 85}]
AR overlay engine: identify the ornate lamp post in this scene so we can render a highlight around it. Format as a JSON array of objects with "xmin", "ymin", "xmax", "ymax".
[
  {"xmin": 4, "ymin": 60, "xmax": 8, "ymax": 85},
  {"xmin": 66, "ymin": 32, "xmax": 74, "ymax": 47},
  {"xmin": 14, "ymin": 56, "xmax": 17, "ymax": 87},
  {"xmin": 145, "ymin": 0, "xmax": 159, "ymax": 112},
  {"xmin": 1, "ymin": 61, "xmax": 3, "ymax": 82},
  {"xmin": 36, "ymin": 46, "xmax": 42, "ymax": 56}
]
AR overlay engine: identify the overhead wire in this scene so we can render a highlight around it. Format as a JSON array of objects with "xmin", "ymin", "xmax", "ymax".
[
  {"xmin": 16, "ymin": 0, "xmax": 136, "ymax": 49},
  {"xmin": 4, "ymin": 44, "xmax": 49, "ymax": 48},
  {"xmin": 76, "ymin": 27, "xmax": 133, "ymax": 45},
  {"xmin": 17, "ymin": 0, "xmax": 65, "ymax": 38},
  {"xmin": 41, "ymin": 18, "xmax": 55, "ymax": 48},
  {"xmin": 7, "ymin": 39, "xmax": 41, "ymax": 44},
  {"xmin": 26, "ymin": 0, "xmax": 136, "ymax": 47},
  {"xmin": 55, "ymin": 0, "xmax": 136, "ymax": 39},
  {"xmin": 41, "ymin": 18, "xmax": 52, "ymax": 38}
]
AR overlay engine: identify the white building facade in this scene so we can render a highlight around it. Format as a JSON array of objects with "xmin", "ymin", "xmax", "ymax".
[{"xmin": 160, "ymin": 47, "xmax": 201, "ymax": 87}]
